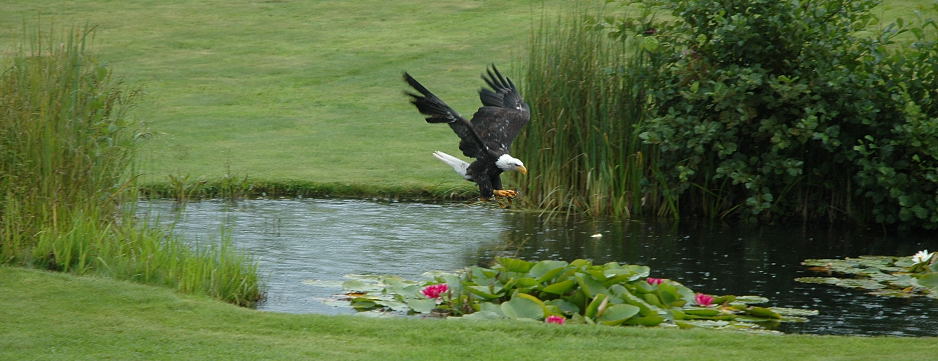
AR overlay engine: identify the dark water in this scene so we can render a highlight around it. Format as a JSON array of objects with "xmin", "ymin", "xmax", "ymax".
[{"xmin": 139, "ymin": 198, "xmax": 938, "ymax": 337}]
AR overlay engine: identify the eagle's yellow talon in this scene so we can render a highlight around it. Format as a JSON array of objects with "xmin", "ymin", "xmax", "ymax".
[{"xmin": 493, "ymin": 189, "xmax": 517, "ymax": 198}]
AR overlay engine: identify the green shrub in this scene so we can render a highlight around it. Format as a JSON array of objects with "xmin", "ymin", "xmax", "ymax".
[{"xmin": 629, "ymin": 0, "xmax": 938, "ymax": 227}]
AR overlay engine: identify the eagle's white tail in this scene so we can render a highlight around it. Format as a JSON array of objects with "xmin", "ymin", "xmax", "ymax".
[{"xmin": 432, "ymin": 151, "xmax": 471, "ymax": 180}]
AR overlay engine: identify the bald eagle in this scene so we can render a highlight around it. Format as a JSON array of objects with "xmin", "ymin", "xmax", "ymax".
[{"xmin": 403, "ymin": 65, "xmax": 530, "ymax": 200}]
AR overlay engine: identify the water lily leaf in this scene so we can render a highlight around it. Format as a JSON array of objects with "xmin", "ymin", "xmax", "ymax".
[
  {"xmin": 733, "ymin": 295, "xmax": 769, "ymax": 304},
  {"xmin": 404, "ymin": 298, "xmax": 437, "ymax": 314},
  {"xmin": 466, "ymin": 285, "xmax": 501, "ymax": 299},
  {"xmin": 642, "ymin": 293, "xmax": 663, "ymax": 307},
  {"xmin": 500, "ymin": 293, "xmax": 546, "ymax": 320},
  {"xmin": 597, "ymin": 304, "xmax": 641, "ymax": 326},
  {"xmin": 603, "ymin": 264, "xmax": 650, "ymax": 282},
  {"xmin": 684, "ymin": 308, "xmax": 721, "ymax": 317},
  {"xmin": 349, "ymin": 296, "xmax": 381, "ymax": 311},
  {"xmin": 542, "ymin": 279, "xmax": 576, "ymax": 295},
  {"xmin": 459, "ymin": 311, "xmax": 504, "ymax": 320},
  {"xmin": 655, "ymin": 283, "xmax": 685, "ymax": 306},
  {"xmin": 545, "ymin": 299, "xmax": 580, "ymax": 315},
  {"xmin": 497, "ymin": 257, "xmax": 535, "ymax": 273},
  {"xmin": 746, "ymin": 306, "xmax": 782, "ymax": 319},
  {"xmin": 514, "ymin": 277, "xmax": 540, "ymax": 288},
  {"xmin": 795, "ymin": 276, "xmax": 885, "ymax": 290},
  {"xmin": 677, "ymin": 320, "xmax": 730, "ymax": 329},
  {"xmin": 527, "ymin": 260, "xmax": 568, "ymax": 282},
  {"xmin": 342, "ymin": 279, "xmax": 382, "ymax": 293},
  {"xmin": 916, "ymin": 273, "xmax": 938, "ymax": 290},
  {"xmin": 609, "ymin": 284, "xmax": 658, "ymax": 315},
  {"xmin": 585, "ymin": 293, "xmax": 608, "ymax": 319},
  {"xmin": 576, "ymin": 273, "xmax": 609, "ymax": 298},
  {"xmin": 570, "ymin": 259, "xmax": 593, "ymax": 268},
  {"xmin": 625, "ymin": 313, "xmax": 666, "ymax": 326},
  {"xmin": 769, "ymin": 307, "xmax": 819, "ymax": 317}
]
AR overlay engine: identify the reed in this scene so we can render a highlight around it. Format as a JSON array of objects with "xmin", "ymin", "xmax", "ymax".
[
  {"xmin": 513, "ymin": 8, "xmax": 675, "ymax": 218},
  {"xmin": 0, "ymin": 26, "xmax": 261, "ymax": 306}
]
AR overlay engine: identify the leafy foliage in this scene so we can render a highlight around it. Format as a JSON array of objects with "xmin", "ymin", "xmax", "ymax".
[
  {"xmin": 622, "ymin": 0, "xmax": 938, "ymax": 227},
  {"xmin": 797, "ymin": 254, "xmax": 938, "ymax": 298},
  {"xmin": 342, "ymin": 257, "xmax": 815, "ymax": 332}
]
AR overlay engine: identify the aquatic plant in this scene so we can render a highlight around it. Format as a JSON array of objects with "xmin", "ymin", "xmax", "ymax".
[
  {"xmin": 341, "ymin": 257, "xmax": 815, "ymax": 332},
  {"xmin": 797, "ymin": 253, "xmax": 938, "ymax": 299}
]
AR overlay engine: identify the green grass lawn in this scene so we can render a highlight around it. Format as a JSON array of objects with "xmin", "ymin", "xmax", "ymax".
[
  {"xmin": 1, "ymin": 0, "xmax": 935, "ymax": 195},
  {"xmin": 1, "ymin": 0, "xmax": 572, "ymax": 195},
  {"xmin": 3, "ymin": 266, "xmax": 936, "ymax": 361}
]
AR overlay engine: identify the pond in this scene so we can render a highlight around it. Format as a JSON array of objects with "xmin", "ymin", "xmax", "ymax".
[{"xmin": 139, "ymin": 198, "xmax": 938, "ymax": 337}]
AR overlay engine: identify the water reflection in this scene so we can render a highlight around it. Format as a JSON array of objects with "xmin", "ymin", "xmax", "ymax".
[{"xmin": 140, "ymin": 199, "xmax": 938, "ymax": 336}]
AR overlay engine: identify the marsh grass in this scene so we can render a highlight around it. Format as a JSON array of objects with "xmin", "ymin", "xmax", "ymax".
[
  {"xmin": 0, "ymin": 26, "xmax": 261, "ymax": 306},
  {"xmin": 514, "ymin": 8, "xmax": 675, "ymax": 218}
]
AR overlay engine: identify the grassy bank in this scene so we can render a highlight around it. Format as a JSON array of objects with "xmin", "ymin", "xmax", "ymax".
[
  {"xmin": 3, "ymin": 266, "xmax": 936, "ymax": 361},
  {"xmin": 0, "ymin": 27, "xmax": 261, "ymax": 306}
]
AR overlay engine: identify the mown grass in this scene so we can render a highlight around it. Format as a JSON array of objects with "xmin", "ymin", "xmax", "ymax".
[
  {"xmin": 2, "ymin": 1, "xmax": 934, "ymax": 200},
  {"xmin": 3, "ymin": 266, "xmax": 936, "ymax": 361},
  {"xmin": 0, "ymin": 0, "xmax": 572, "ymax": 198},
  {"xmin": 0, "ymin": 27, "xmax": 261, "ymax": 306}
]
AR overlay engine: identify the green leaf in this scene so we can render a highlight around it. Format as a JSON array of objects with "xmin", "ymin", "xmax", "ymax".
[
  {"xmin": 625, "ymin": 314, "xmax": 666, "ymax": 326},
  {"xmin": 466, "ymin": 285, "xmax": 501, "ymax": 299},
  {"xmin": 746, "ymin": 306, "xmax": 782, "ymax": 319},
  {"xmin": 584, "ymin": 293, "xmax": 608, "ymax": 319},
  {"xmin": 684, "ymin": 308, "xmax": 721, "ymax": 317},
  {"xmin": 597, "ymin": 304, "xmax": 641, "ymax": 326},
  {"xmin": 404, "ymin": 298, "xmax": 437, "ymax": 314},
  {"xmin": 545, "ymin": 299, "xmax": 580, "ymax": 315},
  {"xmin": 500, "ymin": 293, "xmax": 547, "ymax": 320},
  {"xmin": 575, "ymin": 273, "xmax": 609, "ymax": 298},
  {"xmin": 527, "ymin": 260, "xmax": 568, "ymax": 282},
  {"xmin": 917, "ymin": 273, "xmax": 938, "ymax": 290},
  {"xmin": 497, "ymin": 257, "xmax": 534, "ymax": 273},
  {"xmin": 542, "ymin": 279, "xmax": 576, "ymax": 295}
]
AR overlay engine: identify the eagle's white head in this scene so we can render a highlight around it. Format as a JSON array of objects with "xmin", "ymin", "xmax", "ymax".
[{"xmin": 495, "ymin": 154, "xmax": 528, "ymax": 175}]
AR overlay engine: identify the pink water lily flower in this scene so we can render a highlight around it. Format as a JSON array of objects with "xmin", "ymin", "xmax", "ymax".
[
  {"xmin": 646, "ymin": 277, "xmax": 664, "ymax": 285},
  {"xmin": 421, "ymin": 284, "xmax": 449, "ymax": 299},
  {"xmin": 545, "ymin": 315, "xmax": 566, "ymax": 325},
  {"xmin": 695, "ymin": 293, "xmax": 715, "ymax": 307}
]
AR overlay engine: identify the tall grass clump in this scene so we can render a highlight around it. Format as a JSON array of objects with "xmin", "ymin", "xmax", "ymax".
[
  {"xmin": 514, "ymin": 7, "xmax": 673, "ymax": 218},
  {"xmin": 0, "ymin": 26, "xmax": 262, "ymax": 306}
]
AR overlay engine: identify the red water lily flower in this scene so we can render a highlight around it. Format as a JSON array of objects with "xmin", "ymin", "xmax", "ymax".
[
  {"xmin": 421, "ymin": 284, "xmax": 448, "ymax": 299},
  {"xmin": 646, "ymin": 277, "xmax": 664, "ymax": 285},
  {"xmin": 545, "ymin": 315, "xmax": 566, "ymax": 325},
  {"xmin": 695, "ymin": 293, "xmax": 714, "ymax": 307}
]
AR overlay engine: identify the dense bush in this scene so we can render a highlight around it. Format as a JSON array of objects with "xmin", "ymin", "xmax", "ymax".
[{"xmin": 629, "ymin": 0, "xmax": 938, "ymax": 228}]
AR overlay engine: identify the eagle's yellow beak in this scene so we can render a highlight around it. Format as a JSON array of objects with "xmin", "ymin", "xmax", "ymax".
[{"xmin": 517, "ymin": 165, "xmax": 528, "ymax": 175}]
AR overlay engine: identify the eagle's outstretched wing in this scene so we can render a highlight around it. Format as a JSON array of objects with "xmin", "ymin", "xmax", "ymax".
[
  {"xmin": 403, "ymin": 72, "xmax": 491, "ymax": 159},
  {"xmin": 472, "ymin": 65, "xmax": 530, "ymax": 154}
]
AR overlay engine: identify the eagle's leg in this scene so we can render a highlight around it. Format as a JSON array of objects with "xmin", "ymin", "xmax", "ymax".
[
  {"xmin": 478, "ymin": 182, "xmax": 495, "ymax": 202},
  {"xmin": 490, "ymin": 175, "xmax": 516, "ymax": 198}
]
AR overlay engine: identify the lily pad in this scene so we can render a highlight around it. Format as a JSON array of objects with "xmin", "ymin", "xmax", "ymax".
[{"xmin": 500, "ymin": 293, "xmax": 547, "ymax": 320}]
